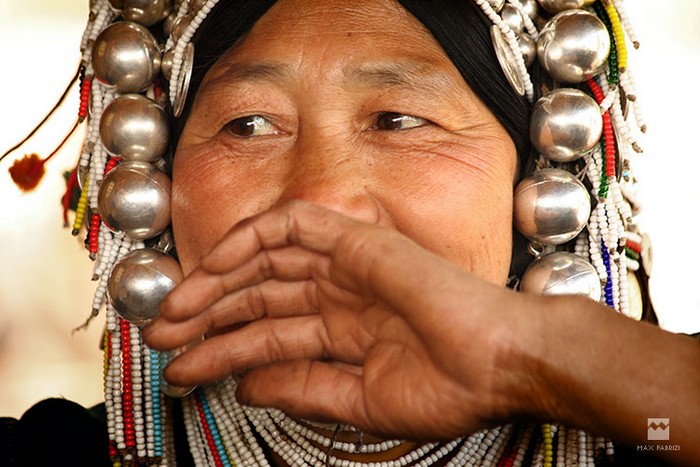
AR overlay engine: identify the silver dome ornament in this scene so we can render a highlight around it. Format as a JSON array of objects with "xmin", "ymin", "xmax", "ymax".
[
  {"xmin": 188, "ymin": 0, "xmax": 208, "ymax": 12},
  {"xmin": 108, "ymin": 0, "xmax": 126, "ymax": 9},
  {"xmin": 517, "ymin": 34, "xmax": 537, "ymax": 67},
  {"xmin": 486, "ymin": 0, "xmax": 505, "ymax": 13},
  {"xmin": 160, "ymin": 340, "xmax": 200, "ymax": 398},
  {"xmin": 170, "ymin": 14, "xmax": 192, "ymax": 43},
  {"xmin": 100, "ymin": 94, "xmax": 170, "ymax": 162},
  {"xmin": 98, "ymin": 161, "xmax": 172, "ymax": 240},
  {"xmin": 172, "ymin": 42, "xmax": 195, "ymax": 118},
  {"xmin": 530, "ymin": 88, "xmax": 602, "ymax": 162},
  {"xmin": 490, "ymin": 26, "xmax": 525, "ymax": 97},
  {"xmin": 161, "ymin": 48, "xmax": 175, "ymax": 81},
  {"xmin": 122, "ymin": 0, "xmax": 173, "ymax": 27},
  {"xmin": 520, "ymin": 252, "xmax": 602, "ymax": 300},
  {"xmin": 163, "ymin": 12, "xmax": 178, "ymax": 37},
  {"xmin": 517, "ymin": 0, "xmax": 539, "ymax": 20},
  {"xmin": 107, "ymin": 248, "xmax": 183, "ymax": 325},
  {"xmin": 513, "ymin": 168, "xmax": 591, "ymax": 245},
  {"xmin": 92, "ymin": 21, "xmax": 161, "ymax": 94},
  {"xmin": 536, "ymin": 0, "xmax": 596, "ymax": 14},
  {"xmin": 537, "ymin": 9, "xmax": 610, "ymax": 83},
  {"xmin": 501, "ymin": 4, "xmax": 525, "ymax": 35}
]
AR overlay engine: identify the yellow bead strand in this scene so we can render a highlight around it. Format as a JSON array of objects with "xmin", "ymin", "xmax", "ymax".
[
  {"xmin": 603, "ymin": 0, "xmax": 627, "ymax": 73},
  {"xmin": 542, "ymin": 423, "xmax": 554, "ymax": 467},
  {"xmin": 71, "ymin": 175, "xmax": 90, "ymax": 235}
]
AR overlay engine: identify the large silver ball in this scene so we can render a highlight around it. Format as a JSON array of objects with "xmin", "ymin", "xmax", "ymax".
[
  {"xmin": 536, "ymin": 0, "xmax": 596, "ymax": 14},
  {"xmin": 122, "ymin": 0, "xmax": 173, "ymax": 26},
  {"xmin": 98, "ymin": 161, "xmax": 171, "ymax": 240},
  {"xmin": 92, "ymin": 21, "xmax": 161, "ymax": 94},
  {"xmin": 501, "ymin": 4, "xmax": 525, "ymax": 35},
  {"xmin": 537, "ymin": 9, "xmax": 610, "ymax": 83},
  {"xmin": 530, "ymin": 88, "xmax": 602, "ymax": 162},
  {"xmin": 520, "ymin": 252, "xmax": 601, "ymax": 300},
  {"xmin": 108, "ymin": 248, "xmax": 183, "ymax": 325},
  {"xmin": 100, "ymin": 94, "xmax": 170, "ymax": 162},
  {"xmin": 514, "ymin": 168, "xmax": 591, "ymax": 245}
]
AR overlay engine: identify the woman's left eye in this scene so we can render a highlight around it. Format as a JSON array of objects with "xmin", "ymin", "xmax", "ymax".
[
  {"xmin": 372, "ymin": 112, "xmax": 429, "ymax": 131},
  {"xmin": 223, "ymin": 115, "xmax": 281, "ymax": 137}
]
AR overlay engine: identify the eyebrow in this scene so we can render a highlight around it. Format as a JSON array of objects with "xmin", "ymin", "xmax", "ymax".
[
  {"xmin": 343, "ymin": 61, "xmax": 451, "ymax": 90},
  {"xmin": 208, "ymin": 61, "xmax": 295, "ymax": 85}
]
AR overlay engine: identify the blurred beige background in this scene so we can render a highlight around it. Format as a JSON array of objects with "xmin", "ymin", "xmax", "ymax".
[{"xmin": 1, "ymin": 1, "xmax": 699, "ymax": 418}]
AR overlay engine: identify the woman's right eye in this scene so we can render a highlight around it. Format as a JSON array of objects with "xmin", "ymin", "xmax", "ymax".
[{"xmin": 224, "ymin": 115, "xmax": 281, "ymax": 137}]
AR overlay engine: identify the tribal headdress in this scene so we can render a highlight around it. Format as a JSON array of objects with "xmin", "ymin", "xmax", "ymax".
[{"xmin": 2, "ymin": 0, "xmax": 654, "ymax": 465}]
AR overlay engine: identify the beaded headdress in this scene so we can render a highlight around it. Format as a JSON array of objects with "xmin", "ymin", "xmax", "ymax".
[{"xmin": 3, "ymin": 0, "xmax": 653, "ymax": 465}]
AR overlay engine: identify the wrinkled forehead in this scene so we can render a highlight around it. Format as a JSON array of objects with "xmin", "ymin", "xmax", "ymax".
[{"xmin": 198, "ymin": 0, "xmax": 455, "ymax": 88}]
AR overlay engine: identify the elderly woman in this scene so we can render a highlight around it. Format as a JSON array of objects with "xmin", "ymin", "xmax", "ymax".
[{"xmin": 3, "ymin": 0, "xmax": 699, "ymax": 466}]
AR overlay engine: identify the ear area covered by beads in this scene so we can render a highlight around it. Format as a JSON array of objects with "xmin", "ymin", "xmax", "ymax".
[{"xmin": 483, "ymin": 1, "xmax": 649, "ymax": 324}]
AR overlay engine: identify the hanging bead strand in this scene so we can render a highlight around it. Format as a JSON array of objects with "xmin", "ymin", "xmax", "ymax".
[
  {"xmin": 601, "ymin": 0, "xmax": 627, "ymax": 73},
  {"xmin": 611, "ymin": 0, "xmax": 640, "ymax": 48},
  {"xmin": 593, "ymin": 2, "xmax": 619, "ymax": 87},
  {"xmin": 129, "ymin": 324, "xmax": 147, "ymax": 460}
]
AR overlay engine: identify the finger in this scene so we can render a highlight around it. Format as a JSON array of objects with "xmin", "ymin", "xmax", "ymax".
[
  {"xmin": 201, "ymin": 200, "xmax": 357, "ymax": 274},
  {"xmin": 235, "ymin": 360, "xmax": 374, "ymax": 432},
  {"xmin": 161, "ymin": 246, "xmax": 329, "ymax": 322},
  {"xmin": 162, "ymin": 315, "xmax": 332, "ymax": 386},
  {"xmin": 144, "ymin": 279, "xmax": 321, "ymax": 350}
]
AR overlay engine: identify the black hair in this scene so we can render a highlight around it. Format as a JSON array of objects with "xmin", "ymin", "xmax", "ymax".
[{"xmin": 171, "ymin": 0, "xmax": 277, "ymax": 147}]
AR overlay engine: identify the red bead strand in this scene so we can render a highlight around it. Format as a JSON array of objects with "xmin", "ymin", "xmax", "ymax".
[
  {"xmin": 626, "ymin": 238, "xmax": 642, "ymax": 253},
  {"xmin": 89, "ymin": 213, "xmax": 101, "ymax": 259},
  {"xmin": 79, "ymin": 75, "xmax": 92, "ymax": 122},
  {"xmin": 587, "ymin": 79, "xmax": 617, "ymax": 180},
  {"xmin": 194, "ymin": 395, "xmax": 225, "ymax": 467},
  {"xmin": 120, "ymin": 319, "xmax": 136, "ymax": 450},
  {"xmin": 105, "ymin": 157, "xmax": 120, "ymax": 174}
]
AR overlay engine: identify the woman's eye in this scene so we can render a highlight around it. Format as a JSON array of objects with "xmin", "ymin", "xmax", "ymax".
[
  {"xmin": 224, "ymin": 115, "xmax": 280, "ymax": 137},
  {"xmin": 373, "ymin": 112, "xmax": 429, "ymax": 131}
]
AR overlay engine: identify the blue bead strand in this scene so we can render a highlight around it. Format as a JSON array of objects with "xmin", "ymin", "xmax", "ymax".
[
  {"xmin": 152, "ymin": 349, "xmax": 164, "ymax": 457},
  {"xmin": 196, "ymin": 388, "xmax": 233, "ymax": 467},
  {"xmin": 601, "ymin": 240, "xmax": 615, "ymax": 308}
]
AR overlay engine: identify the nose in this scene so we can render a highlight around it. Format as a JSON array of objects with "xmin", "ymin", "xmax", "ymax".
[{"xmin": 274, "ymin": 133, "xmax": 382, "ymax": 225}]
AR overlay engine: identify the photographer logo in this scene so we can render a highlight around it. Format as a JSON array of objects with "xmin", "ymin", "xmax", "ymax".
[{"xmin": 647, "ymin": 418, "xmax": 670, "ymax": 441}]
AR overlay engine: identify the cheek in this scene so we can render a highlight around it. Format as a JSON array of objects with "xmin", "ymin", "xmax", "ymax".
[
  {"xmin": 171, "ymin": 151, "xmax": 276, "ymax": 273},
  {"xmin": 375, "ymin": 142, "xmax": 516, "ymax": 284}
]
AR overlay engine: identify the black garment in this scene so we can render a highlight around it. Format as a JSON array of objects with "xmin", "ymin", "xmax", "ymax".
[
  {"xmin": 1, "ymin": 396, "xmax": 686, "ymax": 466},
  {"xmin": 0, "ymin": 398, "xmax": 110, "ymax": 467}
]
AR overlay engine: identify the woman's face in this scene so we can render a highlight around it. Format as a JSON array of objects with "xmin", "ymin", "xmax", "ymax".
[{"xmin": 173, "ymin": 0, "xmax": 517, "ymax": 284}]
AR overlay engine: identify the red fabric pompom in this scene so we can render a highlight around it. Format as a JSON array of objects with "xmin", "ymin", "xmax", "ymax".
[{"xmin": 9, "ymin": 153, "xmax": 46, "ymax": 192}]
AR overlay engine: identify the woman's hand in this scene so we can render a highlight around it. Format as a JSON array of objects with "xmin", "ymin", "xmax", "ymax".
[
  {"xmin": 143, "ymin": 199, "xmax": 700, "ymax": 467},
  {"xmin": 143, "ymin": 200, "xmax": 539, "ymax": 440}
]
